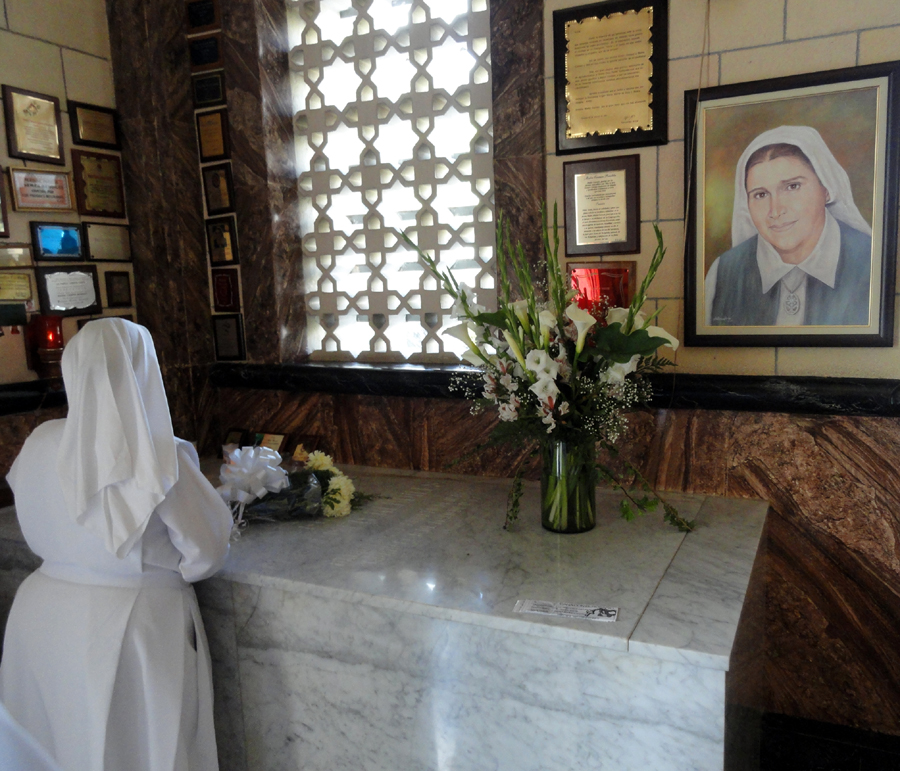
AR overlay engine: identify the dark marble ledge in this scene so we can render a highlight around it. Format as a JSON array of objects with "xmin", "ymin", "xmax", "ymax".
[
  {"xmin": 210, "ymin": 363, "xmax": 900, "ymax": 417},
  {"xmin": 0, "ymin": 380, "xmax": 67, "ymax": 417}
]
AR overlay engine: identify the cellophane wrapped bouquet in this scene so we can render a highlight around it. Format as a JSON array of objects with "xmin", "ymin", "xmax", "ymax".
[{"xmin": 407, "ymin": 205, "xmax": 694, "ymax": 532}]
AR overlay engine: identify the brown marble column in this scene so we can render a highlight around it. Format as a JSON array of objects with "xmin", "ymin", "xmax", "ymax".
[{"xmin": 490, "ymin": 0, "xmax": 546, "ymax": 277}]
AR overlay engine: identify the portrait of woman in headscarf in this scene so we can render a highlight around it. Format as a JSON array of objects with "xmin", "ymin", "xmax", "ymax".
[
  {"xmin": 0, "ymin": 318, "xmax": 233, "ymax": 771},
  {"xmin": 704, "ymin": 125, "xmax": 873, "ymax": 327}
]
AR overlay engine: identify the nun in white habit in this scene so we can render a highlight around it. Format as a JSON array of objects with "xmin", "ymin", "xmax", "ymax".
[
  {"xmin": 705, "ymin": 125, "xmax": 873, "ymax": 327},
  {"xmin": 0, "ymin": 318, "xmax": 233, "ymax": 771}
]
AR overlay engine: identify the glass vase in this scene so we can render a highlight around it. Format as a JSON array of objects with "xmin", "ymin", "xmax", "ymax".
[{"xmin": 540, "ymin": 437, "xmax": 597, "ymax": 534}]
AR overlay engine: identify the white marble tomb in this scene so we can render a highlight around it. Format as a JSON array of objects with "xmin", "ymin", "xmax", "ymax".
[{"xmin": 0, "ymin": 466, "xmax": 767, "ymax": 771}]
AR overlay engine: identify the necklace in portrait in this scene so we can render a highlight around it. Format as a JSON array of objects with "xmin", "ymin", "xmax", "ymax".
[{"xmin": 782, "ymin": 271, "xmax": 805, "ymax": 315}]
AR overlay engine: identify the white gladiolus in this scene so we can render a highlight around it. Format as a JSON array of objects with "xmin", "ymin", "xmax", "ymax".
[
  {"xmin": 528, "ymin": 375, "xmax": 559, "ymax": 402},
  {"xmin": 525, "ymin": 349, "xmax": 559, "ymax": 380},
  {"xmin": 565, "ymin": 303, "xmax": 596, "ymax": 353}
]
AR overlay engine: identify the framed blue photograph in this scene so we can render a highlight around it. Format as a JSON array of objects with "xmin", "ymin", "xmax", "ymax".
[{"xmin": 30, "ymin": 221, "xmax": 84, "ymax": 261}]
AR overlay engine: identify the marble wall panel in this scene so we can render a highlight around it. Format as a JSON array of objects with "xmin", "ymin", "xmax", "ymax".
[{"xmin": 490, "ymin": 0, "xmax": 544, "ymax": 160}]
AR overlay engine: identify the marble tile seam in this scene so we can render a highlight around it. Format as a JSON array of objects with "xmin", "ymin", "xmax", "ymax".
[{"xmin": 215, "ymin": 570, "xmax": 635, "ymax": 654}]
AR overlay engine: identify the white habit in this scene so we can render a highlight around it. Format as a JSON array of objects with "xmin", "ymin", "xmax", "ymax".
[{"xmin": 0, "ymin": 319, "xmax": 233, "ymax": 771}]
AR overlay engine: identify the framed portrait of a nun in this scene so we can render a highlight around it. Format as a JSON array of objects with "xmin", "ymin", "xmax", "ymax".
[{"xmin": 684, "ymin": 60, "xmax": 900, "ymax": 347}]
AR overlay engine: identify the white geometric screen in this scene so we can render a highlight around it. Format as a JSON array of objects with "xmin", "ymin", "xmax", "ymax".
[{"xmin": 286, "ymin": 0, "xmax": 495, "ymax": 362}]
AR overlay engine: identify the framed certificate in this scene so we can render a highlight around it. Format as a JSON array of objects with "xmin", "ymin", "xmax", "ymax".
[
  {"xmin": 206, "ymin": 215, "xmax": 239, "ymax": 264},
  {"xmin": 68, "ymin": 101, "xmax": 120, "ymax": 149},
  {"xmin": 212, "ymin": 313, "xmax": 245, "ymax": 360},
  {"xmin": 2, "ymin": 85, "xmax": 64, "ymax": 165},
  {"xmin": 0, "ymin": 244, "xmax": 32, "ymax": 268},
  {"xmin": 83, "ymin": 223, "xmax": 132, "ymax": 261},
  {"xmin": 189, "ymin": 32, "xmax": 224, "ymax": 72},
  {"xmin": 196, "ymin": 108, "xmax": 230, "ymax": 162},
  {"xmin": 185, "ymin": 0, "xmax": 221, "ymax": 33},
  {"xmin": 563, "ymin": 155, "xmax": 640, "ymax": 256},
  {"xmin": 30, "ymin": 222, "xmax": 84, "ymax": 261},
  {"xmin": 35, "ymin": 265, "xmax": 102, "ymax": 316},
  {"xmin": 192, "ymin": 72, "xmax": 226, "ymax": 108},
  {"xmin": 9, "ymin": 167, "xmax": 74, "ymax": 212},
  {"xmin": 202, "ymin": 163, "xmax": 235, "ymax": 215},
  {"xmin": 211, "ymin": 267, "xmax": 240, "ymax": 311},
  {"xmin": 71, "ymin": 149, "xmax": 127, "ymax": 218},
  {"xmin": 0, "ymin": 270, "xmax": 37, "ymax": 312},
  {"xmin": 0, "ymin": 168, "xmax": 8, "ymax": 237},
  {"xmin": 553, "ymin": 0, "xmax": 668, "ymax": 154},
  {"xmin": 104, "ymin": 270, "xmax": 133, "ymax": 308}
]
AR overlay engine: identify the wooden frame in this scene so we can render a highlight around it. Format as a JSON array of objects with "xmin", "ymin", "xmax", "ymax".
[
  {"xmin": 569, "ymin": 261, "xmax": 637, "ymax": 310},
  {"xmin": 211, "ymin": 267, "xmax": 240, "ymax": 312},
  {"xmin": 192, "ymin": 71, "xmax": 227, "ymax": 109},
  {"xmin": 8, "ymin": 167, "xmax": 74, "ymax": 212},
  {"xmin": 104, "ymin": 270, "xmax": 132, "ymax": 308},
  {"xmin": 83, "ymin": 223, "xmax": 132, "ymax": 262},
  {"xmin": 30, "ymin": 221, "xmax": 84, "ymax": 261},
  {"xmin": 252, "ymin": 432, "xmax": 288, "ymax": 453},
  {"xmin": 0, "ymin": 244, "xmax": 32, "ymax": 268},
  {"xmin": 0, "ymin": 167, "xmax": 8, "ymax": 237},
  {"xmin": 189, "ymin": 31, "xmax": 224, "ymax": 72},
  {"xmin": 68, "ymin": 101, "xmax": 120, "ymax": 150},
  {"xmin": 206, "ymin": 215, "xmax": 239, "ymax": 264},
  {"xmin": 185, "ymin": 0, "xmax": 221, "ymax": 33},
  {"xmin": 564, "ymin": 155, "xmax": 640, "ymax": 256},
  {"xmin": 35, "ymin": 264, "xmax": 102, "ymax": 316},
  {"xmin": 2, "ymin": 85, "xmax": 64, "ymax": 165},
  {"xmin": 212, "ymin": 313, "xmax": 245, "ymax": 360},
  {"xmin": 0, "ymin": 269, "xmax": 37, "ymax": 312},
  {"xmin": 196, "ymin": 108, "xmax": 230, "ymax": 162},
  {"xmin": 685, "ymin": 61, "xmax": 900, "ymax": 347},
  {"xmin": 202, "ymin": 163, "xmax": 235, "ymax": 215},
  {"xmin": 553, "ymin": 0, "xmax": 668, "ymax": 154},
  {"xmin": 71, "ymin": 150, "xmax": 127, "ymax": 218}
]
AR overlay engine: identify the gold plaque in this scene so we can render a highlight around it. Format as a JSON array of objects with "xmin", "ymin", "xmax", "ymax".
[{"xmin": 565, "ymin": 8, "xmax": 654, "ymax": 139}]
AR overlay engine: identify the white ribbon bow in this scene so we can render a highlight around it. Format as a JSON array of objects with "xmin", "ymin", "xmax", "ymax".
[{"xmin": 218, "ymin": 446, "xmax": 289, "ymax": 505}]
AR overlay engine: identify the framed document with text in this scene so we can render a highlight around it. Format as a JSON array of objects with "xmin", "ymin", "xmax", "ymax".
[
  {"xmin": 202, "ymin": 163, "xmax": 235, "ymax": 215},
  {"xmin": 0, "ymin": 168, "xmax": 8, "ymax": 237},
  {"xmin": 104, "ymin": 270, "xmax": 133, "ymax": 308},
  {"xmin": 196, "ymin": 108, "xmax": 230, "ymax": 162},
  {"xmin": 553, "ymin": 0, "xmax": 667, "ymax": 154},
  {"xmin": 68, "ymin": 101, "xmax": 120, "ymax": 149},
  {"xmin": 212, "ymin": 313, "xmax": 246, "ymax": 360},
  {"xmin": 563, "ymin": 155, "xmax": 639, "ymax": 256},
  {"xmin": 2, "ymin": 85, "xmax": 65, "ymax": 165},
  {"xmin": 83, "ymin": 223, "xmax": 132, "ymax": 261},
  {"xmin": 9, "ymin": 168, "xmax": 74, "ymax": 212},
  {"xmin": 72, "ymin": 149, "xmax": 127, "ymax": 218},
  {"xmin": 205, "ymin": 215, "xmax": 239, "ymax": 264},
  {"xmin": 36, "ymin": 265, "xmax": 102, "ymax": 316}
]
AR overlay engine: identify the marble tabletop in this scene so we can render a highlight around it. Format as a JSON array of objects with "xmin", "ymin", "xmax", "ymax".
[
  {"xmin": 209, "ymin": 465, "xmax": 768, "ymax": 671},
  {"xmin": 0, "ymin": 466, "xmax": 767, "ymax": 672}
]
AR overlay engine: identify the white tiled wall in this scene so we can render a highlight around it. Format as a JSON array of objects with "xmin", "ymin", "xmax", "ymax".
[
  {"xmin": 544, "ymin": 0, "xmax": 900, "ymax": 378},
  {"xmin": 0, "ymin": 0, "xmax": 123, "ymax": 384}
]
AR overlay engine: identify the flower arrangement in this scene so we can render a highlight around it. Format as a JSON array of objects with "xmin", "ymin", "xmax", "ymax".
[
  {"xmin": 218, "ymin": 446, "xmax": 369, "ymax": 535},
  {"xmin": 405, "ymin": 205, "xmax": 694, "ymax": 533}
]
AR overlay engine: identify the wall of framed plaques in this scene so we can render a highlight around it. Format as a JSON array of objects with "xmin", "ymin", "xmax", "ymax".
[
  {"xmin": 184, "ymin": 0, "xmax": 246, "ymax": 362},
  {"xmin": 0, "ymin": 9, "xmax": 136, "ymax": 384}
]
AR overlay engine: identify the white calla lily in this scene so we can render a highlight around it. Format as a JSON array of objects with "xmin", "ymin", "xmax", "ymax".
[
  {"xmin": 646, "ymin": 325, "xmax": 679, "ymax": 351},
  {"xmin": 461, "ymin": 349, "xmax": 483, "ymax": 366},
  {"xmin": 565, "ymin": 303, "xmax": 597, "ymax": 353},
  {"xmin": 601, "ymin": 354, "xmax": 640, "ymax": 384},
  {"xmin": 538, "ymin": 309, "xmax": 556, "ymax": 346},
  {"xmin": 444, "ymin": 322, "xmax": 482, "ymax": 358}
]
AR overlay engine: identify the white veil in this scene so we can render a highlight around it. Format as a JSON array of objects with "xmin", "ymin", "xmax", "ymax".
[
  {"xmin": 56, "ymin": 318, "xmax": 179, "ymax": 558},
  {"xmin": 731, "ymin": 125, "xmax": 872, "ymax": 247}
]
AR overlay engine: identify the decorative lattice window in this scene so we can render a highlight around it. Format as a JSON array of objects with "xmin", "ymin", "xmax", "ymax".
[{"xmin": 286, "ymin": 0, "xmax": 495, "ymax": 362}]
